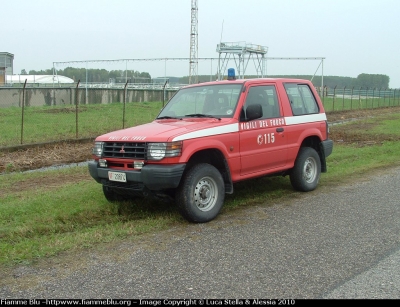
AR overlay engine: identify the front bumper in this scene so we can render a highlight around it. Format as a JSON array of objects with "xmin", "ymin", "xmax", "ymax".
[{"xmin": 88, "ymin": 161, "xmax": 186, "ymax": 191}]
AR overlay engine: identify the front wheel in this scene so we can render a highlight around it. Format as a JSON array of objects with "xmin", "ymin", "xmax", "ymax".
[
  {"xmin": 176, "ymin": 163, "xmax": 225, "ymax": 223},
  {"xmin": 290, "ymin": 147, "xmax": 321, "ymax": 192}
]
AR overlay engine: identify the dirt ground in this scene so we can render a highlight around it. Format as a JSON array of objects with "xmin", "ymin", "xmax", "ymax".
[
  {"xmin": 0, "ymin": 141, "xmax": 94, "ymax": 174},
  {"xmin": 0, "ymin": 140, "xmax": 92, "ymax": 198},
  {"xmin": 1, "ymin": 106, "xmax": 400, "ymax": 174}
]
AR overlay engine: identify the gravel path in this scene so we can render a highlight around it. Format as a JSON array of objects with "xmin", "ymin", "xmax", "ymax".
[{"xmin": 1, "ymin": 167, "xmax": 400, "ymax": 299}]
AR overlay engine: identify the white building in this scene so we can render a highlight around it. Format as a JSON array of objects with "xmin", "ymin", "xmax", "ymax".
[{"xmin": 6, "ymin": 74, "xmax": 74, "ymax": 84}]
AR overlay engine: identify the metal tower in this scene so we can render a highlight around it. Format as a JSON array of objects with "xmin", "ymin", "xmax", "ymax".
[
  {"xmin": 217, "ymin": 42, "xmax": 268, "ymax": 80},
  {"xmin": 189, "ymin": 0, "xmax": 198, "ymax": 84}
]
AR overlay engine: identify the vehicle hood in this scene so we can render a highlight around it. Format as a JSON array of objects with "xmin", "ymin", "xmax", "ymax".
[{"xmin": 96, "ymin": 118, "xmax": 238, "ymax": 142}]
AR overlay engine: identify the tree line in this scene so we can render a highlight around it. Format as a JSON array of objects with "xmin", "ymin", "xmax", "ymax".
[
  {"xmin": 282, "ymin": 73, "xmax": 390, "ymax": 89},
  {"xmin": 179, "ymin": 73, "xmax": 391, "ymax": 89},
  {"xmin": 26, "ymin": 67, "xmax": 152, "ymax": 83},
  {"xmin": 22, "ymin": 67, "xmax": 391, "ymax": 89}
]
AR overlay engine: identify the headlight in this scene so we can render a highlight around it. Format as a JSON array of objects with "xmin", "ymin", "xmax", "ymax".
[
  {"xmin": 92, "ymin": 141, "xmax": 104, "ymax": 158},
  {"xmin": 147, "ymin": 141, "xmax": 182, "ymax": 160},
  {"xmin": 148, "ymin": 143, "xmax": 166, "ymax": 160}
]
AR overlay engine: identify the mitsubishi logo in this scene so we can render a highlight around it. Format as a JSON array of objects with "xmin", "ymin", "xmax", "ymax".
[{"xmin": 119, "ymin": 145, "xmax": 126, "ymax": 153}]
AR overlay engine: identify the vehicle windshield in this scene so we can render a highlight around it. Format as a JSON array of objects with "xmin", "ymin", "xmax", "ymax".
[{"xmin": 157, "ymin": 83, "xmax": 242, "ymax": 119}]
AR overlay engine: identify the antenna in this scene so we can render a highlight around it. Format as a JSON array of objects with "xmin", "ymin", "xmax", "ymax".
[
  {"xmin": 189, "ymin": 0, "xmax": 198, "ymax": 84},
  {"xmin": 220, "ymin": 19, "xmax": 224, "ymax": 43}
]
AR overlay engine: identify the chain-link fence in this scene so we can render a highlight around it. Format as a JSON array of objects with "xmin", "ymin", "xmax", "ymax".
[
  {"xmin": 1, "ymin": 83, "xmax": 400, "ymax": 148},
  {"xmin": 321, "ymin": 86, "xmax": 400, "ymax": 112},
  {"xmin": 0, "ymin": 82, "xmax": 178, "ymax": 147}
]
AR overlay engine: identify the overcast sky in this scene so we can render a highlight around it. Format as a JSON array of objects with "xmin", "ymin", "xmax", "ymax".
[{"xmin": 3, "ymin": 0, "xmax": 400, "ymax": 87}]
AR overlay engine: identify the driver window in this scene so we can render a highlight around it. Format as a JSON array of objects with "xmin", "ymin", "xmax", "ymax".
[{"xmin": 245, "ymin": 86, "xmax": 280, "ymax": 119}]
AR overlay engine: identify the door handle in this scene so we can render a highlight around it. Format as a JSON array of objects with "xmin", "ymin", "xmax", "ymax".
[{"xmin": 276, "ymin": 127, "xmax": 284, "ymax": 132}]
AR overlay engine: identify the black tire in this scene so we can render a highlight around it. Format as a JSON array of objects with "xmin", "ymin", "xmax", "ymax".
[
  {"xmin": 176, "ymin": 163, "xmax": 225, "ymax": 223},
  {"xmin": 102, "ymin": 185, "xmax": 125, "ymax": 202},
  {"xmin": 290, "ymin": 147, "xmax": 321, "ymax": 192}
]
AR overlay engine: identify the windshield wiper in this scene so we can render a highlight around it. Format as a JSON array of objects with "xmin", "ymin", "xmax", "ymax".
[
  {"xmin": 184, "ymin": 114, "xmax": 221, "ymax": 120},
  {"xmin": 156, "ymin": 116, "xmax": 181, "ymax": 120}
]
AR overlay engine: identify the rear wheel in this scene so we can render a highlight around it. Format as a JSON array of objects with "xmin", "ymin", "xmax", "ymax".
[
  {"xmin": 290, "ymin": 147, "xmax": 321, "ymax": 192},
  {"xmin": 176, "ymin": 163, "xmax": 225, "ymax": 223}
]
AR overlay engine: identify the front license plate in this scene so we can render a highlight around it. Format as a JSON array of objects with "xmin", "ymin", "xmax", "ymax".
[{"xmin": 108, "ymin": 171, "xmax": 127, "ymax": 182}]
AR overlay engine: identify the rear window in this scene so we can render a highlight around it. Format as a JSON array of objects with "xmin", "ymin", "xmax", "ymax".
[{"xmin": 284, "ymin": 83, "xmax": 319, "ymax": 116}]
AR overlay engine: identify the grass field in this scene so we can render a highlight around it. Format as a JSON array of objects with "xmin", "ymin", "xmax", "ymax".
[
  {"xmin": 1, "ymin": 109, "xmax": 400, "ymax": 267},
  {"xmin": 1, "ymin": 95, "xmax": 400, "ymax": 147},
  {"xmin": 0, "ymin": 102, "xmax": 163, "ymax": 147},
  {"xmin": 322, "ymin": 95, "xmax": 400, "ymax": 112}
]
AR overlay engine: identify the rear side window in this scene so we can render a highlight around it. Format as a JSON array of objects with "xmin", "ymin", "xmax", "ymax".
[{"xmin": 284, "ymin": 83, "xmax": 319, "ymax": 116}]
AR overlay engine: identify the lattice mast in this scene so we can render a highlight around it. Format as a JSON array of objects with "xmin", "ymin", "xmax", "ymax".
[{"xmin": 189, "ymin": 0, "xmax": 198, "ymax": 84}]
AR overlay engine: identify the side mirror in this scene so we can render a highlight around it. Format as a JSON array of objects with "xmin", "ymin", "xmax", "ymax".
[{"xmin": 245, "ymin": 104, "xmax": 263, "ymax": 121}]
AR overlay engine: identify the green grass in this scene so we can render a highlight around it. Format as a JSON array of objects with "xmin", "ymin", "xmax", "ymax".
[
  {"xmin": 0, "ymin": 167, "xmax": 180, "ymax": 265},
  {"xmin": 1, "ymin": 110, "xmax": 400, "ymax": 267},
  {"xmin": 0, "ymin": 102, "xmax": 163, "ymax": 146},
  {"xmin": 2, "ymin": 96, "xmax": 400, "ymax": 146},
  {"xmin": 322, "ymin": 96, "xmax": 400, "ymax": 112}
]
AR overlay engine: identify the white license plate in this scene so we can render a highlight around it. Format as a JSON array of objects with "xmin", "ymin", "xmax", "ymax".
[{"xmin": 108, "ymin": 171, "xmax": 127, "ymax": 182}]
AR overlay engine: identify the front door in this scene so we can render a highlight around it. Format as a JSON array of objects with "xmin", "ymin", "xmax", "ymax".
[{"xmin": 239, "ymin": 85, "xmax": 288, "ymax": 176}]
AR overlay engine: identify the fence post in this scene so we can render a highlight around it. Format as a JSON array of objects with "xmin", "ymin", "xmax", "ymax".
[
  {"xmin": 359, "ymin": 87, "xmax": 362, "ymax": 109},
  {"xmin": 366, "ymin": 87, "xmax": 369, "ymax": 109},
  {"xmin": 383, "ymin": 88, "xmax": 386, "ymax": 106},
  {"xmin": 372, "ymin": 88, "xmax": 375, "ymax": 108},
  {"xmin": 123, "ymin": 80, "xmax": 128, "ymax": 129},
  {"xmin": 321, "ymin": 85, "xmax": 324, "ymax": 105},
  {"xmin": 378, "ymin": 88, "xmax": 381, "ymax": 107},
  {"xmin": 342, "ymin": 86, "xmax": 346, "ymax": 110},
  {"xmin": 20, "ymin": 79, "xmax": 27, "ymax": 144},
  {"xmin": 333, "ymin": 85, "xmax": 337, "ymax": 111},
  {"xmin": 163, "ymin": 79, "xmax": 169, "ymax": 107},
  {"xmin": 75, "ymin": 80, "xmax": 80, "ymax": 139},
  {"xmin": 350, "ymin": 87, "xmax": 354, "ymax": 110}
]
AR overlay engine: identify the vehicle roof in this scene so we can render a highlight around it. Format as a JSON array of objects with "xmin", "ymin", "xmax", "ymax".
[{"xmin": 184, "ymin": 77, "xmax": 312, "ymax": 88}]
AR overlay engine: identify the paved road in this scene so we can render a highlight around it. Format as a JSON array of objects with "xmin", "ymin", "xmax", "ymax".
[{"xmin": 1, "ymin": 167, "xmax": 400, "ymax": 299}]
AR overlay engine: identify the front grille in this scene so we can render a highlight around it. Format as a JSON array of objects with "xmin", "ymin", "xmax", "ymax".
[{"xmin": 103, "ymin": 142, "xmax": 146, "ymax": 159}]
